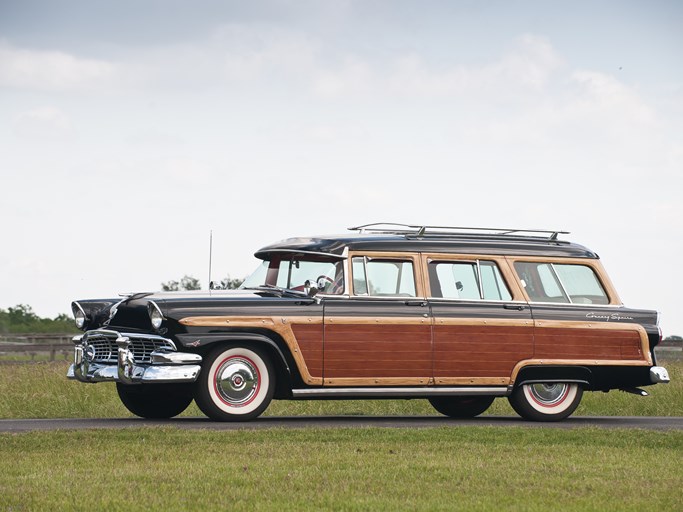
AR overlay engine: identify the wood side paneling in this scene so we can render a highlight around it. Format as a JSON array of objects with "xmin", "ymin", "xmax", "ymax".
[
  {"xmin": 433, "ymin": 323, "xmax": 534, "ymax": 379},
  {"xmin": 323, "ymin": 322, "xmax": 432, "ymax": 379},
  {"xmin": 291, "ymin": 324, "xmax": 323, "ymax": 377},
  {"xmin": 534, "ymin": 325, "xmax": 647, "ymax": 362}
]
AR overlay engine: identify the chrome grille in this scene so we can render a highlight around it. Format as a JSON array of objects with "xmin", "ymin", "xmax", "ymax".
[{"xmin": 82, "ymin": 330, "xmax": 175, "ymax": 364}]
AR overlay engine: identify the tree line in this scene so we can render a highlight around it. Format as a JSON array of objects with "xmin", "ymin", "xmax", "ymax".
[
  {"xmin": 0, "ymin": 305, "xmax": 77, "ymax": 334},
  {"xmin": 161, "ymin": 275, "xmax": 244, "ymax": 291}
]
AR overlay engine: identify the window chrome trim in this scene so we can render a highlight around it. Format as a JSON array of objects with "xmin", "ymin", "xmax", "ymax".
[
  {"xmin": 549, "ymin": 263, "xmax": 571, "ymax": 303},
  {"xmin": 522, "ymin": 301, "xmax": 625, "ymax": 308},
  {"xmin": 475, "ymin": 259, "xmax": 484, "ymax": 299},
  {"xmin": 428, "ymin": 298, "xmax": 527, "ymax": 306},
  {"xmin": 337, "ymin": 294, "xmax": 427, "ymax": 301}
]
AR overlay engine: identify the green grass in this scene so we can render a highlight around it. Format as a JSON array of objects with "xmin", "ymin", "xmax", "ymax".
[
  {"xmin": 0, "ymin": 360, "xmax": 681, "ymax": 419},
  {"xmin": 1, "ymin": 427, "xmax": 681, "ymax": 511}
]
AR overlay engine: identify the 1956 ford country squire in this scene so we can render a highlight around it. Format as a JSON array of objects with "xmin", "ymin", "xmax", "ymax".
[{"xmin": 68, "ymin": 224, "xmax": 670, "ymax": 421}]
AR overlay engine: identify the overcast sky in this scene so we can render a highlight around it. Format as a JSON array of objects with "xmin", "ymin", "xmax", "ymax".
[{"xmin": 1, "ymin": 1, "xmax": 682, "ymax": 335}]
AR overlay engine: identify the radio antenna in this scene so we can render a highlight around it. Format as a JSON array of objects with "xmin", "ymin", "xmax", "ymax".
[{"xmin": 208, "ymin": 230, "xmax": 213, "ymax": 290}]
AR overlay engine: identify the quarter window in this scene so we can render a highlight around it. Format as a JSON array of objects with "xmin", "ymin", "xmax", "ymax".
[
  {"xmin": 428, "ymin": 260, "xmax": 512, "ymax": 301},
  {"xmin": 352, "ymin": 257, "xmax": 416, "ymax": 297},
  {"xmin": 514, "ymin": 262, "xmax": 608, "ymax": 305}
]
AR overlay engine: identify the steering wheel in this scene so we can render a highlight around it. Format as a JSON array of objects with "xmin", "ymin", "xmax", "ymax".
[{"xmin": 316, "ymin": 275, "xmax": 334, "ymax": 290}]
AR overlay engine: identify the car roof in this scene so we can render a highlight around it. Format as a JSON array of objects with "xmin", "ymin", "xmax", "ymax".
[{"xmin": 255, "ymin": 232, "xmax": 599, "ymax": 259}]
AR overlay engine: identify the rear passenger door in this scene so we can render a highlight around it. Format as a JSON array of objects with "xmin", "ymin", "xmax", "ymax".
[
  {"xmin": 322, "ymin": 253, "xmax": 432, "ymax": 386},
  {"xmin": 426, "ymin": 255, "xmax": 534, "ymax": 386}
]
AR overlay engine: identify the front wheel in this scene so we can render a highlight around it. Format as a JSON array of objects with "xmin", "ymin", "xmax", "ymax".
[
  {"xmin": 194, "ymin": 345, "xmax": 275, "ymax": 421},
  {"xmin": 429, "ymin": 396, "xmax": 495, "ymax": 418},
  {"xmin": 116, "ymin": 383, "xmax": 194, "ymax": 419},
  {"xmin": 508, "ymin": 383, "xmax": 583, "ymax": 422}
]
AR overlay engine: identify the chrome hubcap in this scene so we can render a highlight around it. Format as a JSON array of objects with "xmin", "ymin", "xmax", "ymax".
[
  {"xmin": 528, "ymin": 383, "xmax": 568, "ymax": 405},
  {"xmin": 215, "ymin": 357, "xmax": 259, "ymax": 406}
]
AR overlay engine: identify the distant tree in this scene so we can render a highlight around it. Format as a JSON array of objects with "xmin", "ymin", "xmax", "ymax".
[
  {"xmin": 161, "ymin": 275, "xmax": 201, "ymax": 291},
  {"xmin": 161, "ymin": 280, "xmax": 180, "ymax": 291},
  {"xmin": 0, "ymin": 304, "xmax": 78, "ymax": 334},
  {"xmin": 181, "ymin": 275, "xmax": 201, "ymax": 290},
  {"xmin": 219, "ymin": 276, "xmax": 244, "ymax": 290}
]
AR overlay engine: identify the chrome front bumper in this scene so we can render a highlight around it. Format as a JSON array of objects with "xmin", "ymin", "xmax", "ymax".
[{"xmin": 67, "ymin": 330, "xmax": 202, "ymax": 384}]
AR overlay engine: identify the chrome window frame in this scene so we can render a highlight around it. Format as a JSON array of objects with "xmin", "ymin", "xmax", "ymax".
[{"xmin": 427, "ymin": 258, "xmax": 512, "ymax": 302}]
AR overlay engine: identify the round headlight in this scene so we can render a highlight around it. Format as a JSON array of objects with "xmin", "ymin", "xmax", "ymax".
[
  {"xmin": 148, "ymin": 302, "xmax": 164, "ymax": 329},
  {"xmin": 72, "ymin": 302, "xmax": 87, "ymax": 330}
]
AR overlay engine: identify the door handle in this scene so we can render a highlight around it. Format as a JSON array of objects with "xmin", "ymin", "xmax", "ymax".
[
  {"xmin": 504, "ymin": 304, "xmax": 526, "ymax": 311},
  {"xmin": 405, "ymin": 300, "xmax": 427, "ymax": 307}
]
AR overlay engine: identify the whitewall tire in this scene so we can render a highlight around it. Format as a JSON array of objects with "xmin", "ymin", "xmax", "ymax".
[
  {"xmin": 195, "ymin": 345, "xmax": 275, "ymax": 421},
  {"xmin": 508, "ymin": 383, "xmax": 583, "ymax": 422}
]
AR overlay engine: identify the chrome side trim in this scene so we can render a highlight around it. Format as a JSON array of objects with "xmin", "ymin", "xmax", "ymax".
[
  {"xmin": 650, "ymin": 366, "xmax": 670, "ymax": 384},
  {"xmin": 151, "ymin": 350, "xmax": 203, "ymax": 365},
  {"xmin": 291, "ymin": 386, "xmax": 510, "ymax": 399}
]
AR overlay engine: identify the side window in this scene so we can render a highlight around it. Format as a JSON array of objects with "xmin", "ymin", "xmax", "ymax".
[
  {"xmin": 351, "ymin": 257, "xmax": 416, "ymax": 297},
  {"xmin": 554, "ymin": 264, "xmax": 609, "ymax": 305},
  {"xmin": 428, "ymin": 260, "xmax": 511, "ymax": 301},
  {"xmin": 514, "ymin": 261, "xmax": 608, "ymax": 305},
  {"xmin": 480, "ymin": 261, "xmax": 512, "ymax": 301}
]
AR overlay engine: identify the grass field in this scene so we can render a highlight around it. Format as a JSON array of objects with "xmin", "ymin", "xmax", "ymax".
[
  {"xmin": 1, "ymin": 360, "xmax": 681, "ymax": 419},
  {"xmin": 1, "ymin": 361, "xmax": 681, "ymax": 510},
  {"xmin": 1, "ymin": 427, "xmax": 682, "ymax": 511}
]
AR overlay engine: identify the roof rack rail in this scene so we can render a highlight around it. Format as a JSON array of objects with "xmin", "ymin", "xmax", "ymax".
[{"xmin": 347, "ymin": 223, "xmax": 570, "ymax": 241}]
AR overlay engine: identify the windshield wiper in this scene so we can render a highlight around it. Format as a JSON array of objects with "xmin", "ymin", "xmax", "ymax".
[{"xmin": 243, "ymin": 284, "xmax": 309, "ymax": 298}]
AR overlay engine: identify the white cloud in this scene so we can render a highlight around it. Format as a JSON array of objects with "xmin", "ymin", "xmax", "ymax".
[
  {"xmin": 0, "ymin": 42, "xmax": 117, "ymax": 92},
  {"xmin": 312, "ymin": 34, "xmax": 563, "ymax": 99},
  {"xmin": 13, "ymin": 106, "xmax": 74, "ymax": 140}
]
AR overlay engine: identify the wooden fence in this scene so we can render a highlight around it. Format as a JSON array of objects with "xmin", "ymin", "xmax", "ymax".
[{"xmin": 0, "ymin": 334, "xmax": 75, "ymax": 363}]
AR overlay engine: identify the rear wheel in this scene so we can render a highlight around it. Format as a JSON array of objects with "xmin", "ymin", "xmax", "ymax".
[
  {"xmin": 116, "ymin": 383, "xmax": 194, "ymax": 419},
  {"xmin": 428, "ymin": 396, "xmax": 495, "ymax": 418},
  {"xmin": 508, "ymin": 383, "xmax": 583, "ymax": 421},
  {"xmin": 194, "ymin": 345, "xmax": 275, "ymax": 421}
]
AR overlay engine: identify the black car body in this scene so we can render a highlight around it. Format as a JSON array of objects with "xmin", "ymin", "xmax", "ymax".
[{"xmin": 68, "ymin": 224, "xmax": 670, "ymax": 421}]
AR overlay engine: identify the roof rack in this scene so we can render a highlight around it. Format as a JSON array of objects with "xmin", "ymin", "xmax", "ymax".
[{"xmin": 347, "ymin": 223, "xmax": 570, "ymax": 241}]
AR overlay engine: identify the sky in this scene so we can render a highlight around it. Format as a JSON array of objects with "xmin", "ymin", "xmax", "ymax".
[{"xmin": 1, "ymin": 0, "xmax": 682, "ymax": 335}]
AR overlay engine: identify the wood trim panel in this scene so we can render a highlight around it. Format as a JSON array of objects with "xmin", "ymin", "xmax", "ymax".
[
  {"xmin": 325, "ymin": 316, "xmax": 431, "ymax": 326},
  {"xmin": 534, "ymin": 320, "xmax": 651, "ymax": 364},
  {"xmin": 433, "ymin": 318, "xmax": 533, "ymax": 381},
  {"xmin": 323, "ymin": 319, "xmax": 432, "ymax": 382},
  {"xmin": 179, "ymin": 315, "xmax": 324, "ymax": 385},
  {"xmin": 434, "ymin": 318, "xmax": 533, "ymax": 327},
  {"xmin": 435, "ymin": 377, "xmax": 510, "ymax": 385},
  {"xmin": 324, "ymin": 377, "xmax": 431, "ymax": 386}
]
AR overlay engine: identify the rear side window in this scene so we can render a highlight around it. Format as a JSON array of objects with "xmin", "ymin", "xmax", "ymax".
[
  {"xmin": 514, "ymin": 262, "xmax": 609, "ymax": 305},
  {"xmin": 428, "ymin": 260, "xmax": 512, "ymax": 301},
  {"xmin": 352, "ymin": 257, "xmax": 416, "ymax": 297}
]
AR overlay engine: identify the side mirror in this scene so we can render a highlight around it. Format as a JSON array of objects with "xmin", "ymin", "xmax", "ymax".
[
  {"xmin": 304, "ymin": 280, "xmax": 319, "ymax": 297},
  {"xmin": 455, "ymin": 281, "xmax": 464, "ymax": 292}
]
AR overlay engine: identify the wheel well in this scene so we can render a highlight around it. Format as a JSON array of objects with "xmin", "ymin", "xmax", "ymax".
[{"xmin": 515, "ymin": 365, "xmax": 592, "ymax": 388}]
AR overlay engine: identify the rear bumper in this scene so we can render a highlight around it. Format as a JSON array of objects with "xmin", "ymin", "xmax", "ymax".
[
  {"xmin": 67, "ymin": 330, "xmax": 202, "ymax": 384},
  {"xmin": 650, "ymin": 366, "xmax": 670, "ymax": 384}
]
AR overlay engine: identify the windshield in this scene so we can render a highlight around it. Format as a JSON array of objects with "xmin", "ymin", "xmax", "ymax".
[{"xmin": 241, "ymin": 256, "xmax": 345, "ymax": 295}]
